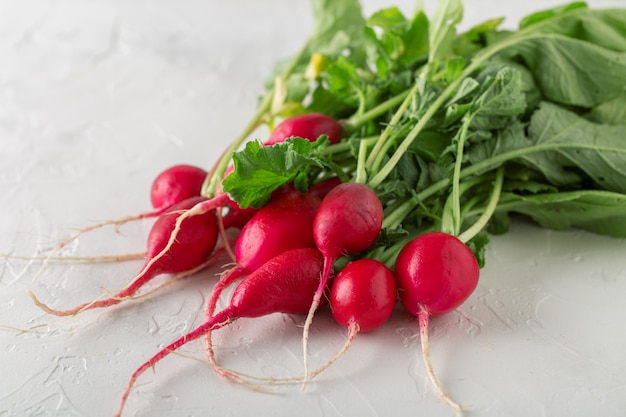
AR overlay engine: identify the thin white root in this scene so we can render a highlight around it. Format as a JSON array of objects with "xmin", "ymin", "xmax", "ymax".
[
  {"xmin": 29, "ymin": 212, "xmax": 157, "ymax": 282},
  {"xmin": 170, "ymin": 349, "xmax": 274, "ymax": 392},
  {"xmin": 300, "ymin": 257, "xmax": 333, "ymax": 389},
  {"xmin": 204, "ymin": 323, "xmax": 358, "ymax": 386},
  {"xmin": 418, "ymin": 306, "xmax": 463, "ymax": 415},
  {"xmin": 138, "ymin": 199, "xmax": 214, "ymax": 286},
  {"xmin": 110, "ymin": 251, "xmax": 222, "ymax": 302},
  {"xmin": 308, "ymin": 322, "xmax": 357, "ymax": 380},
  {"xmin": 1, "ymin": 252, "xmax": 145, "ymax": 263},
  {"xmin": 300, "ymin": 298, "xmax": 318, "ymax": 389},
  {"xmin": 215, "ymin": 208, "xmax": 237, "ymax": 263}
]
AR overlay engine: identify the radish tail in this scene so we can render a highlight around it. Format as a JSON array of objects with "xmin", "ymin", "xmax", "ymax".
[
  {"xmin": 140, "ymin": 194, "xmax": 229, "ymax": 279},
  {"xmin": 301, "ymin": 255, "xmax": 333, "ymax": 387},
  {"xmin": 309, "ymin": 321, "xmax": 358, "ymax": 381},
  {"xmin": 30, "ymin": 210, "xmax": 162, "ymax": 282},
  {"xmin": 2, "ymin": 252, "xmax": 145, "ymax": 263},
  {"xmin": 114, "ymin": 308, "xmax": 236, "ymax": 417},
  {"xmin": 29, "ymin": 261, "xmax": 162, "ymax": 316},
  {"xmin": 418, "ymin": 305, "xmax": 463, "ymax": 415},
  {"xmin": 205, "ymin": 266, "xmax": 248, "ymax": 380}
]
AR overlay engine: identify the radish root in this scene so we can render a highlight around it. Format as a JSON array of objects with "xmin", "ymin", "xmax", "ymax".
[
  {"xmin": 300, "ymin": 255, "xmax": 333, "ymax": 388},
  {"xmin": 1, "ymin": 252, "xmax": 145, "ymax": 263},
  {"xmin": 418, "ymin": 305, "xmax": 463, "ymax": 415},
  {"xmin": 204, "ymin": 321, "xmax": 358, "ymax": 387},
  {"xmin": 139, "ymin": 195, "xmax": 228, "ymax": 284},
  {"xmin": 28, "ymin": 251, "xmax": 221, "ymax": 317},
  {"xmin": 29, "ymin": 212, "xmax": 160, "ymax": 282}
]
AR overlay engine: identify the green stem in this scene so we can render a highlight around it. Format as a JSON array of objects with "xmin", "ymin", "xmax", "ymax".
[
  {"xmin": 202, "ymin": 94, "xmax": 272, "ymax": 197},
  {"xmin": 364, "ymin": 83, "xmax": 420, "ymax": 172},
  {"xmin": 450, "ymin": 114, "xmax": 473, "ymax": 236},
  {"xmin": 366, "ymin": 30, "xmax": 557, "ymax": 190},
  {"xmin": 203, "ymin": 43, "xmax": 309, "ymax": 197},
  {"xmin": 458, "ymin": 166, "xmax": 504, "ymax": 243},
  {"xmin": 343, "ymin": 90, "xmax": 410, "ymax": 133},
  {"xmin": 383, "ymin": 141, "xmax": 624, "ymax": 229},
  {"xmin": 355, "ymin": 137, "xmax": 378, "ymax": 184}
]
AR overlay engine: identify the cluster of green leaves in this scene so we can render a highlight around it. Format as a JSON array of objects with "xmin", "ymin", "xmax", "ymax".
[{"xmin": 222, "ymin": 0, "xmax": 626, "ymax": 266}]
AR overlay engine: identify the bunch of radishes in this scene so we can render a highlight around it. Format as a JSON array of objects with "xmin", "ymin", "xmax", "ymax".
[{"xmin": 26, "ymin": 112, "xmax": 481, "ymax": 416}]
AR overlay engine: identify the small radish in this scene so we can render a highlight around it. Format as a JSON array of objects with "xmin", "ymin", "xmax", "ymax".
[
  {"xmin": 203, "ymin": 189, "xmax": 321, "ymax": 378},
  {"xmin": 145, "ymin": 116, "xmax": 339, "ymax": 289},
  {"xmin": 301, "ymin": 182, "xmax": 384, "ymax": 381},
  {"xmin": 206, "ymin": 189, "xmax": 321, "ymax": 319},
  {"xmin": 30, "ymin": 196, "xmax": 220, "ymax": 316},
  {"xmin": 114, "ymin": 247, "xmax": 325, "ymax": 417},
  {"xmin": 394, "ymin": 231, "xmax": 480, "ymax": 413},
  {"xmin": 150, "ymin": 164, "xmax": 209, "ymax": 213},
  {"xmin": 264, "ymin": 112, "xmax": 343, "ymax": 145},
  {"xmin": 28, "ymin": 164, "xmax": 210, "ymax": 281},
  {"xmin": 206, "ymin": 177, "xmax": 340, "ymax": 322},
  {"xmin": 310, "ymin": 258, "xmax": 396, "ymax": 379},
  {"xmin": 330, "ymin": 259, "xmax": 397, "ymax": 333}
]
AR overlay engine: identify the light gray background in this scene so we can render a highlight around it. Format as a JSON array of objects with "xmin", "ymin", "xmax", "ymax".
[{"xmin": 2, "ymin": 1, "xmax": 626, "ymax": 416}]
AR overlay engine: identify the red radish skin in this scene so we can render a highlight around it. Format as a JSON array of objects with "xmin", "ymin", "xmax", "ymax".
[
  {"xmin": 330, "ymin": 259, "xmax": 397, "ymax": 333},
  {"xmin": 264, "ymin": 113, "xmax": 342, "ymax": 145},
  {"xmin": 114, "ymin": 248, "xmax": 325, "ymax": 417},
  {"xmin": 206, "ymin": 177, "xmax": 339, "ymax": 320},
  {"xmin": 149, "ymin": 116, "xmax": 340, "ymax": 290},
  {"xmin": 301, "ymin": 182, "xmax": 384, "ymax": 381},
  {"xmin": 204, "ymin": 189, "xmax": 321, "ymax": 378},
  {"xmin": 227, "ymin": 190, "xmax": 320, "ymax": 281},
  {"xmin": 394, "ymin": 231, "xmax": 480, "ymax": 413},
  {"xmin": 310, "ymin": 259, "xmax": 396, "ymax": 380},
  {"xmin": 29, "ymin": 196, "xmax": 220, "ymax": 316},
  {"xmin": 217, "ymin": 116, "xmax": 343, "ymax": 228},
  {"xmin": 150, "ymin": 164, "xmax": 208, "ymax": 212}
]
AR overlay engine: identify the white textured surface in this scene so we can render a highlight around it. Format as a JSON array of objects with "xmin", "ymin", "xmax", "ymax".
[{"xmin": 2, "ymin": 1, "xmax": 626, "ymax": 416}]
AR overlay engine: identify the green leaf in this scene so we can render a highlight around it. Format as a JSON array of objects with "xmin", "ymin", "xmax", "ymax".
[
  {"xmin": 324, "ymin": 55, "xmax": 377, "ymax": 111},
  {"xmin": 368, "ymin": 6, "xmax": 408, "ymax": 32},
  {"xmin": 470, "ymin": 66, "xmax": 527, "ymax": 130},
  {"xmin": 520, "ymin": 7, "xmax": 626, "ymax": 53},
  {"xmin": 429, "ymin": 0, "xmax": 463, "ymax": 63},
  {"xmin": 588, "ymin": 91, "xmax": 626, "ymax": 125},
  {"xmin": 465, "ymin": 229, "xmax": 489, "ymax": 268},
  {"xmin": 453, "ymin": 17, "xmax": 505, "ymax": 55},
  {"xmin": 307, "ymin": 0, "xmax": 366, "ymax": 56},
  {"xmin": 400, "ymin": 10, "xmax": 430, "ymax": 65},
  {"xmin": 518, "ymin": 2, "xmax": 588, "ymax": 29},
  {"xmin": 222, "ymin": 137, "xmax": 328, "ymax": 208},
  {"xmin": 520, "ymin": 102, "xmax": 626, "ymax": 193},
  {"xmin": 496, "ymin": 190, "xmax": 626, "ymax": 237},
  {"xmin": 508, "ymin": 36, "xmax": 626, "ymax": 108}
]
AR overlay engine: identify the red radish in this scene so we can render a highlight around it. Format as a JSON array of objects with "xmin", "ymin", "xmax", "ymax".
[
  {"xmin": 147, "ymin": 117, "xmax": 339, "ymax": 289},
  {"xmin": 206, "ymin": 177, "xmax": 340, "ymax": 319},
  {"xmin": 219, "ymin": 163, "xmax": 258, "ymax": 222},
  {"xmin": 29, "ymin": 196, "xmax": 220, "ymax": 316},
  {"xmin": 301, "ymin": 182, "xmax": 384, "ymax": 380},
  {"xmin": 206, "ymin": 189, "xmax": 321, "ymax": 318},
  {"xmin": 29, "ymin": 164, "xmax": 210, "ymax": 279},
  {"xmin": 264, "ymin": 113, "xmax": 343, "ymax": 145},
  {"xmin": 114, "ymin": 248, "xmax": 325, "ymax": 417},
  {"xmin": 203, "ymin": 189, "xmax": 321, "ymax": 378},
  {"xmin": 216, "ymin": 114, "xmax": 343, "ymax": 227},
  {"xmin": 150, "ymin": 164, "xmax": 208, "ymax": 212},
  {"xmin": 330, "ymin": 259, "xmax": 397, "ymax": 332},
  {"xmin": 394, "ymin": 231, "xmax": 480, "ymax": 413},
  {"xmin": 310, "ymin": 258, "xmax": 396, "ymax": 380}
]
